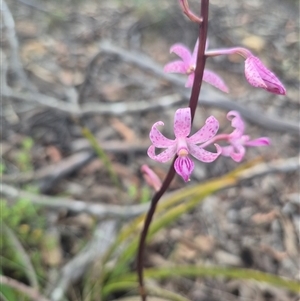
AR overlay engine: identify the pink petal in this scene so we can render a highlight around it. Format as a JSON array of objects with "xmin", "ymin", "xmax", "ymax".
[
  {"xmin": 191, "ymin": 39, "xmax": 199, "ymax": 65},
  {"xmin": 164, "ymin": 61, "xmax": 187, "ymax": 74},
  {"xmin": 230, "ymin": 144, "xmax": 246, "ymax": 162},
  {"xmin": 185, "ymin": 73, "xmax": 194, "ymax": 87},
  {"xmin": 174, "ymin": 156, "xmax": 194, "ymax": 182},
  {"xmin": 174, "ymin": 108, "xmax": 191, "ymax": 138},
  {"xmin": 189, "ymin": 143, "xmax": 222, "ymax": 163},
  {"xmin": 149, "ymin": 121, "xmax": 175, "ymax": 148},
  {"xmin": 141, "ymin": 165, "xmax": 162, "ymax": 191},
  {"xmin": 170, "ymin": 43, "xmax": 192, "ymax": 66},
  {"xmin": 227, "ymin": 111, "xmax": 245, "ymax": 138},
  {"xmin": 221, "ymin": 144, "xmax": 245, "ymax": 162},
  {"xmin": 245, "ymin": 56, "xmax": 286, "ymax": 95},
  {"xmin": 188, "ymin": 116, "xmax": 219, "ymax": 144},
  {"xmin": 147, "ymin": 145, "xmax": 176, "ymax": 163},
  {"xmin": 203, "ymin": 70, "xmax": 229, "ymax": 93},
  {"xmin": 245, "ymin": 137, "xmax": 271, "ymax": 147}
]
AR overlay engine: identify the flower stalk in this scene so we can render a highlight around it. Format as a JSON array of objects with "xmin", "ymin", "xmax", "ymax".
[{"xmin": 137, "ymin": 1, "xmax": 210, "ymax": 300}]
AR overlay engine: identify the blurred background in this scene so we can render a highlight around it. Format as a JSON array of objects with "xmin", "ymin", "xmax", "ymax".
[{"xmin": 1, "ymin": 0, "xmax": 299, "ymax": 300}]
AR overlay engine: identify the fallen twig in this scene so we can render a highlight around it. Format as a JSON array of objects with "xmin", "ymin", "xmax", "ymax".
[
  {"xmin": 1, "ymin": 183, "xmax": 150, "ymax": 219},
  {"xmin": 49, "ymin": 220, "xmax": 117, "ymax": 301},
  {"xmin": 3, "ymin": 89, "xmax": 184, "ymax": 116},
  {"xmin": 1, "ymin": 0, "xmax": 36, "ymax": 91},
  {"xmin": 1, "ymin": 151, "xmax": 94, "ymax": 190}
]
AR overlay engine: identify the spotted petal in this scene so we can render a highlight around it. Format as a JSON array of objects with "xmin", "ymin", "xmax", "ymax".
[
  {"xmin": 149, "ymin": 121, "xmax": 175, "ymax": 148},
  {"xmin": 174, "ymin": 156, "xmax": 194, "ymax": 182},
  {"xmin": 189, "ymin": 143, "xmax": 221, "ymax": 162},
  {"xmin": 174, "ymin": 108, "xmax": 191, "ymax": 138},
  {"xmin": 147, "ymin": 145, "xmax": 176, "ymax": 163},
  {"xmin": 170, "ymin": 43, "xmax": 192, "ymax": 66},
  {"xmin": 245, "ymin": 56, "xmax": 286, "ymax": 95},
  {"xmin": 203, "ymin": 70, "xmax": 229, "ymax": 93},
  {"xmin": 164, "ymin": 61, "xmax": 187, "ymax": 74},
  {"xmin": 188, "ymin": 116, "xmax": 219, "ymax": 144}
]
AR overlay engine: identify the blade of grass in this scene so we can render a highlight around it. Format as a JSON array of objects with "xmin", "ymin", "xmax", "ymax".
[
  {"xmin": 81, "ymin": 126, "xmax": 121, "ymax": 189},
  {"xmin": 103, "ymin": 266, "xmax": 300, "ymax": 296},
  {"xmin": 2, "ymin": 223, "xmax": 39, "ymax": 289}
]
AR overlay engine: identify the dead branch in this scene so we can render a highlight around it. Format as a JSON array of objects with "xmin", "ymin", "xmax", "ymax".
[
  {"xmin": 2, "ymin": 89, "xmax": 184, "ymax": 116},
  {"xmin": 49, "ymin": 220, "xmax": 117, "ymax": 301},
  {"xmin": 236, "ymin": 155, "xmax": 300, "ymax": 181},
  {"xmin": 1, "ymin": 183, "xmax": 150, "ymax": 219},
  {"xmin": 1, "ymin": 0, "xmax": 36, "ymax": 91}
]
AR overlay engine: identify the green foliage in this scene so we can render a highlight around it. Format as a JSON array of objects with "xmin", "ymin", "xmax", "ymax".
[
  {"xmin": 1, "ymin": 199, "xmax": 46, "ymax": 284},
  {"xmin": 14, "ymin": 137, "xmax": 34, "ymax": 172},
  {"xmin": 0, "ymin": 162, "xmax": 6, "ymax": 175}
]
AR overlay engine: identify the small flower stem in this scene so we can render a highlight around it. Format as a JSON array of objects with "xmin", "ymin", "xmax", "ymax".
[
  {"xmin": 200, "ymin": 133, "xmax": 230, "ymax": 148},
  {"xmin": 205, "ymin": 47, "xmax": 252, "ymax": 59},
  {"xmin": 136, "ymin": 1, "xmax": 210, "ymax": 301}
]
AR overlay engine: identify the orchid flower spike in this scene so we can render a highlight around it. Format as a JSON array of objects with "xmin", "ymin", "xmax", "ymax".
[
  {"xmin": 164, "ymin": 39, "xmax": 229, "ymax": 93},
  {"xmin": 221, "ymin": 111, "xmax": 271, "ymax": 162},
  {"xmin": 147, "ymin": 108, "xmax": 221, "ymax": 182},
  {"xmin": 245, "ymin": 55, "xmax": 286, "ymax": 95}
]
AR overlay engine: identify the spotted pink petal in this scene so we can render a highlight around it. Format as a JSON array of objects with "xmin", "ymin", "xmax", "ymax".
[
  {"xmin": 164, "ymin": 61, "xmax": 187, "ymax": 74},
  {"xmin": 173, "ymin": 108, "xmax": 191, "ymax": 138},
  {"xmin": 185, "ymin": 73, "xmax": 194, "ymax": 88},
  {"xmin": 188, "ymin": 116, "xmax": 219, "ymax": 144},
  {"xmin": 245, "ymin": 137, "xmax": 271, "ymax": 147},
  {"xmin": 149, "ymin": 121, "xmax": 175, "ymax": 148},
  {"xmin": 189, "ymin": 143, "xmax": 222, "ymax": 163},
  {"xmin": 170, "ymin": 43, "xmax": 192, "ymax": 66},
  {"xmin": 203, "ymin": 70, "xmax": 229, "ymax": 93},
  {"xmin": 174, "ymin": 156, "xmax": 194, "ymax": 182},
  {"xmin": 245, "ymin": 56, "xmax": 286, "ymax": 95},
  {"xmin": 147, "ymin": 144, "xmax": 176, "ymax": 163}
]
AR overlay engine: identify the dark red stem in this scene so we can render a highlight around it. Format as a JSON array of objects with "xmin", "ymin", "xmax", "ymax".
[
  {"xmin": 137, "ymin": 1, "xmax": 209, "ymax": 300},
  {"xmin": 189, "ymin": 0, "xmax": 209, "ymax": 121}
]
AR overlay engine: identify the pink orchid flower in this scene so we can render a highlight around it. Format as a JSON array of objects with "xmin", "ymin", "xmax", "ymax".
[
  {"xmin": 147, "ymin": 108, "xmax": 221, "ymax": 182},
  {"xmin": 221, "ymin": 111, "xmax": 271, "ymax": 162},
  {"xmin": 245, "ymin": 56, "xmax": 286, "ymax": 95},
  {"xmin": 164, "ymin": 39, "xmax": 229, "ymax": 92},
  {"xmin": 205, "ymin": 47, "xmax": 286, "ymax": 95}
]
